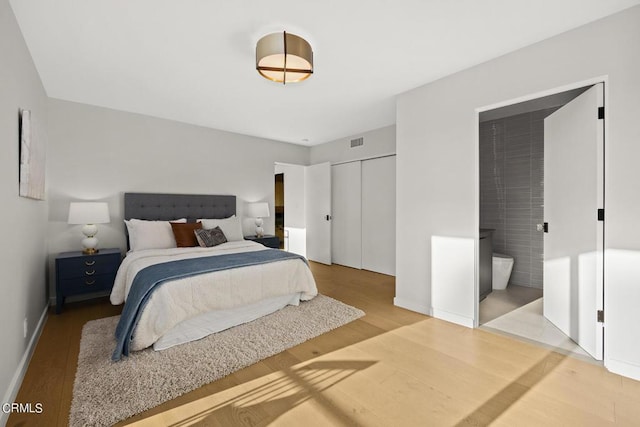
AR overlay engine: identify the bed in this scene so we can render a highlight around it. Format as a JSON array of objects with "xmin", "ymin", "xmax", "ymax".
[{"xmin": 110, "ymin": 193, "xmax": 317, "ymax": 361}]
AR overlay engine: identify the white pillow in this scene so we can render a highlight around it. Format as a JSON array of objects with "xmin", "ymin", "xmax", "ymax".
[
  {"xmin": 125, "ymin": 218, "xmax": 186, "ymax": 251},
  {"xmin": 198, "ymin": 215, "xmax": 244, "ymax": 242}
]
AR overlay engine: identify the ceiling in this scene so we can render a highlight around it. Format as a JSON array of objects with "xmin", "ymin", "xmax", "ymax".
[
  {"xmin": 479, "ymin": 86, "xmax": 590, "ymax": 122},
  {"xmin": 9, "ymin": 1, "xmax": 640, "ymax": 146}
]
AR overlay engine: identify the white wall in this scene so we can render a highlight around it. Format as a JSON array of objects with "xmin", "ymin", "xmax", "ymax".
[
  {"xmin": 310, "ymin": 125, "xmax": 395, "ymax": 165},
  {"xmin": 47, "ymin": 99, "xmax": 309, "ymax": 297},
  {"xmin": 396, "ymin": 6, "xmax": 640, "ymax": 379},
  {"xmin": 0, "ymin": 0, "xmax": 49, "ymax": 416},
  {"xmin": 431, "ymin": 236, "xmax": 475, "ymax": 327},
  {"xmin": 361, "ymin": 155, "xmax": 396, "ymax": 275}
]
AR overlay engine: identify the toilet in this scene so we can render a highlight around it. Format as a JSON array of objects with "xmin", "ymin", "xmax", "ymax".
[{"xmin": 492, "ymin": 253, "xmax": 514, "ymax": 290}]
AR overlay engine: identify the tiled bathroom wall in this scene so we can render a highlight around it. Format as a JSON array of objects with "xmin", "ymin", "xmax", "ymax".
[{"xmin": 479, "ymin": 108, "xmax": 558, "ymax": 288}]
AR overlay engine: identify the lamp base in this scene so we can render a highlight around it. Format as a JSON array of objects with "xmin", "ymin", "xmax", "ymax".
[
  {"xmin": 81, "ymin": 235, "xmax": 99, "ymax": 255},
  {"xmin": 255, "ymin": 218, "xmax": 264, "ymax": 238}
]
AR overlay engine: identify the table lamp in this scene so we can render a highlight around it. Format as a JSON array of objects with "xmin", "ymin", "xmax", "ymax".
[
  {"xmin": 67, "ymin": 202, "xmax": 110, "ymax": 254},
  {"xmin": 246, "ymin": 202, "xmax": 270, "ymax": 238}
]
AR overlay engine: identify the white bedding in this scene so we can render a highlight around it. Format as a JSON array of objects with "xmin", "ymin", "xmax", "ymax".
[
  {"xmin": 153, "ymin": 292, "xmax": 301, "ymax": 350},
  {"xmin": 110, "ymin": 241, "xmax": 317, "ymax": 352}
]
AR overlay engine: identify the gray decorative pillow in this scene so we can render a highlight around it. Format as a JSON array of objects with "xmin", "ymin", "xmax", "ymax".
[{"xmin": 194, "ymin": 226, "xmax": 227, "ymax": 247}]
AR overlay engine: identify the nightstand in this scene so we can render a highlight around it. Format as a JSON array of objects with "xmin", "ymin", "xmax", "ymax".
[
  {"xmin": 55, "ymin": 248, "xmax": 121, "ymax": 314},
  {"xmin": 244, "ymin": 235, "xmax": 280, "ymax": 249}
]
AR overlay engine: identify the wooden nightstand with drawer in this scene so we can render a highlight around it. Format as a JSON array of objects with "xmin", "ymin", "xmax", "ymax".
[{"xmin": 55, "ymin": 248, "xmax": 121, "ymax": 314}]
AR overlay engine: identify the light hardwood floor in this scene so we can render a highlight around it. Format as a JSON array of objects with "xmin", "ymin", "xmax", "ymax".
[{"xmin": 9, "ymin": 263, "xmax": 640, "ymax": 426}]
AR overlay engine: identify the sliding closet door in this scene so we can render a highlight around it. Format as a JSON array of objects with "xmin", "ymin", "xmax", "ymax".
[
  {"xmin": 331, "ymin": 162, "xmax": 362, "ymax": 269},
  {"xmin": 362, "ymin": 156, "xmax": 396, "ymax": 275}
]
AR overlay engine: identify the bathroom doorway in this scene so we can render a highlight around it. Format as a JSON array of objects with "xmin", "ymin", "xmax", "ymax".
[{"xmin": 477, "ymin": 82, "xmax": 604, "ymax": 361}]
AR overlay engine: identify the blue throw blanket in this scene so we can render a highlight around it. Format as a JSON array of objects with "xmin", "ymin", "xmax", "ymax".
[{"xmin": 113, "ymin": 248, "xmax": 308, "ymax": 361}]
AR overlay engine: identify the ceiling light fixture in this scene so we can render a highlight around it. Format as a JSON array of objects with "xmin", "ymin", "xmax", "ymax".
[{"xmin": 256, "ymin": 31, "xmax": 313, "ymax": 84}]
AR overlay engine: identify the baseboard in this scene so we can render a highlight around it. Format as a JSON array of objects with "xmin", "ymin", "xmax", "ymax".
[
  {"xmin": 0, "ymin": 305, "xmax": 48, "ymax": 426},
  {"xmin": 605, "ymin": 358, "xmax": 640, "ymax": 381},
  {"xmin": 431, "ymin": 308, "xmax": 474, "ymax": 328},
  {"xmin": 393, "ymin": 297, "xmax": 431, "ymax": 315},
  {"xmin": 49, "ymin": 290, "xmax": 110, "ymax": 307}
]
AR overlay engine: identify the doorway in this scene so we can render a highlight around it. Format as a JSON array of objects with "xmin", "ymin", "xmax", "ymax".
[
  {"xmin": 274, "ymin": 173, "xmax": 284, "ymax": 249},
  {"xmin": 273, "ymin": 162, "xmax": 309, "ymax": 256},
  {"xmin": 477, "ymin": 83, "xmax": 604, "ymax": 361}
]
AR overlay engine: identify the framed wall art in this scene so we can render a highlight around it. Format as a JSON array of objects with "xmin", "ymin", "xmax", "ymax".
[{"xmin": 19, "ymin": 109, "xmax": 45, "ymax": 200}]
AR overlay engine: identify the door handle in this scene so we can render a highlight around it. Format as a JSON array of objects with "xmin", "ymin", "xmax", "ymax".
[
  {"xmin": 325, "ymin": 214, "xmax": 332, "ymax": 221},
  {"xmin": 536, "ymin": 223, "xmax": 549, "ymax": 233}
]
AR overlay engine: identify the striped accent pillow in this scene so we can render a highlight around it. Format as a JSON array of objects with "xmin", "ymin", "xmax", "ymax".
[{"xmin": 194, "ymin": 226, "xmax": 227, "ymax": 247}]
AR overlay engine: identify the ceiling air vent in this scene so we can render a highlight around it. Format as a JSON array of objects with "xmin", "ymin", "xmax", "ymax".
[{"xmin": 350, "ymin": 137, "xmax": 364, "ymax": 148}]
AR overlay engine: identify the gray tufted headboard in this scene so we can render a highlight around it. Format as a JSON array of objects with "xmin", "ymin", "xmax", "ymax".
[
  {"xmin": 124, "ymin": 193, "xmax": 236, "ymax": 222},
  {"xmin": 123, "ymin": 193, "xmax": 236, "ymax": 248}
]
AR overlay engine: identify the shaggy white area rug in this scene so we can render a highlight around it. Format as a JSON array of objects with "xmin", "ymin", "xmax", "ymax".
[{"xmin": 70, "ymin": 295, "xmax": 364, "ymax": 426}]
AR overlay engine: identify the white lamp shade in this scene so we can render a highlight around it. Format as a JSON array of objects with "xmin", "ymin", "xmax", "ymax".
[
  {"xmin": 246, "ymin": 202, "xmax": 270, "ymax": 218},
  {"xmin": 68, "ymin": 202, "xmax": 110, "ymax": 225}
]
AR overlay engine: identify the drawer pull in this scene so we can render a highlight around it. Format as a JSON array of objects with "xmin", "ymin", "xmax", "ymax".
[
  {"xmin": 85, "ymin": 260, "xmax": 96, "ymax": 266},
  {"xmin": 85, "ymin": 270, "xmax": 96, "ymax": 276},
  {"xmin": 85, "ymin": 279, "xmax": 96, "ymax": 285}
]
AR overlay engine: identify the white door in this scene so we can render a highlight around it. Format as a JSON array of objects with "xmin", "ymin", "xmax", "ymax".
[
  {"xmin": 305, "ymin": 162, "xmax": 332, "ymax": 264},
  {"xmin": 362, "ymin": 156, "xmax": 396, "ymax": 275},
  {"xmin": 331, "ymin": 162, "xmax": 362, "ymax": 269},
  {"xmin": 543, "ymin": 83, "xmax": 604, "ymax": 360}
]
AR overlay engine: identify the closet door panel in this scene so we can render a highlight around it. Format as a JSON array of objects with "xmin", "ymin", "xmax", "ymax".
[
  {"xmin": 362, "ymin": 156, "xmax": 396, "ymax": 275},
  {"xmin": 331, "ymin": 162, "xmax": 362, "ymax": 269}
]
